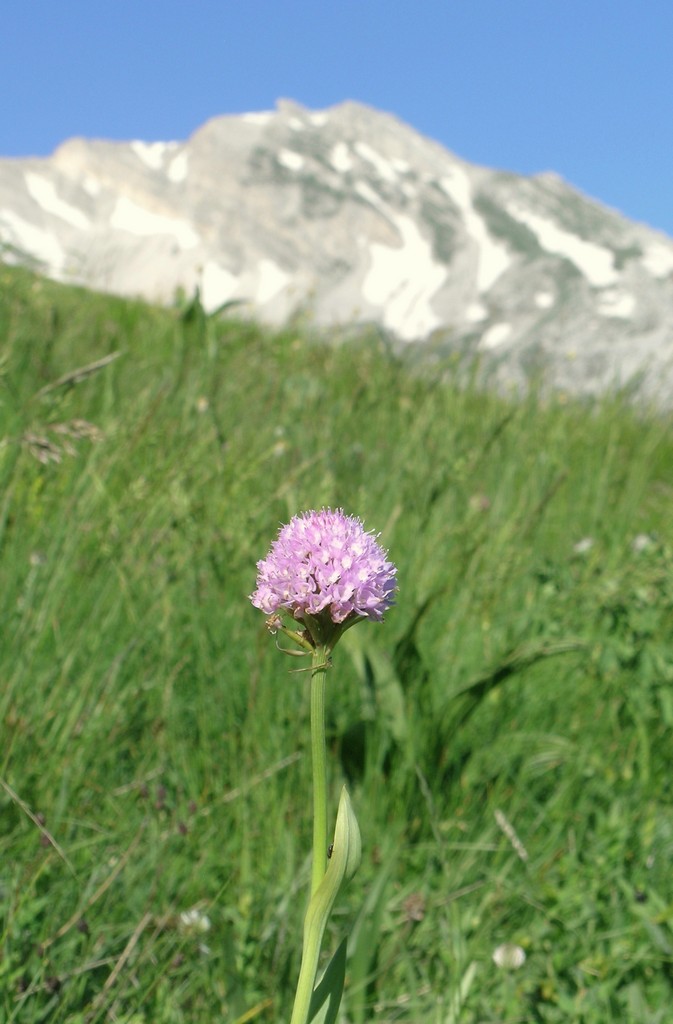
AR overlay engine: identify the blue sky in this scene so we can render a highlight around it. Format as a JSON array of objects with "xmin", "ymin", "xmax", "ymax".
[{"xmin": 4, "ymin": 1, "xmax": 672, "ymax": 236}]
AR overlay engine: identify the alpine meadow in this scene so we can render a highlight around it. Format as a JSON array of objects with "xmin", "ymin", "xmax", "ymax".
[{"xmin": 1, "ymin": 262, "xmax": 673, "ymax": 1023}]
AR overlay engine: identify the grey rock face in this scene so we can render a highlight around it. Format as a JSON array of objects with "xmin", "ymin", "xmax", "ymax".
[{"xmin": 2, "ymin": 99, "xmax": 673, "ymax": 403}]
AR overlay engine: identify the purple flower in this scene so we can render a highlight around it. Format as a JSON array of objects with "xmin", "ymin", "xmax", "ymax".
[{"xmin": 251, "ymin": 508, "xmax": 397, "ymax": 628}]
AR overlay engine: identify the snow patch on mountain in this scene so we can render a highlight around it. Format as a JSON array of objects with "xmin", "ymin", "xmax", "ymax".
[
  {"xmin": 354, "ymin": 142, "xmax": 398, "ymax": 182},
  {"xmin": 241, "ymin": 111, "xmax": 273, "ymax": 125},
  {"xmin": 25, "ymin": 172, "xmax": 91, "ymax": 230},
  {"xmin": 465, "ymin": 301, "xmax": 488, "ymax": 322},
  {"xmin": 167, "ymin": 151, "xmax": 189, "ymax": 183},
  {"xmin": 82, "ymin": 175, "xmax": 102, "ymax": 197},
  {"xmin": 278, "ymin": 149, "xmax": 305, "ymax": 171},
  {"xmin": 330, "ymin": 143, "xmax": 353, "ymax": 173},
  {"xmin": 596, "ymin": 289, "xmax": 636, "ymax": 318},
  {"xmin": 506, "ymin": 204, "xmax": 617, "ymax": 286},
  {"xmin": 642, "ymin": 241, "xmax": 673, "ymax": 278},
  {"xmin": 131, "ymin": 141, "xmax": 178, "ymax": 171},
  {"xmin": 256, "ymin": 259, "xmax": 291, "ymax": 305},
  {"xmin": 354, "ymin": 180, "xmax": 383, "ymax": 209},
  {"xmin": 109, "ymin": 197, "xmax": 200, "ymax": 248},
  {"xmin": 440, "ymin": 167, "xmax": 510, "ymax": 292},
  {"xmin": 362, "ymin": 212, "xmax": 446, "ymax": 340},
  {"xmin": 0, "ymin": 208, "xmax": 66, "ymax": 269},
  {"xmin": 201, "ymin": 261, "xmax": 238, "ymax": 309},
  {"xmin": 480, "ymin": 322, "xmax": 512, "ymax": 350}
]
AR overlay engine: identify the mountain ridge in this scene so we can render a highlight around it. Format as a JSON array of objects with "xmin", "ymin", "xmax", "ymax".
[{"xmin": 2, "ymin": 99, "xmax": 673, "ymax": 403}]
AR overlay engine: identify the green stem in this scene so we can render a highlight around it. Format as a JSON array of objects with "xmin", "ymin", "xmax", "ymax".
[
  {"xmin": 289, "ymin": 788, "xmax": 361, "ymax": 1024},
  {"xmin": 310, "ymin": 645, "xmax": 329, "ymax": 898}
]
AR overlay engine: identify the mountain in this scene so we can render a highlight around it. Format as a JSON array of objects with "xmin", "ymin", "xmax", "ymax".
[{"xmin": 2, "ymin": 99, "xmax": 673, "ymax": 403}]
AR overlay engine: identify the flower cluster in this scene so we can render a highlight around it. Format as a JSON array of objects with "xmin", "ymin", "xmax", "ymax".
[{"xmin": 251, "ymin": 508, "xmax": 397, "ymax": 626}]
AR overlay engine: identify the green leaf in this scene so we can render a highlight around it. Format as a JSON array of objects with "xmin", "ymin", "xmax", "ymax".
[
  {"xmin": 308, "ymin": 938, "xmax": 347, "ymax": 1024},
  {"xmin": 290, "ymin": 788, "xmax": 362, "ymax": 1024}
]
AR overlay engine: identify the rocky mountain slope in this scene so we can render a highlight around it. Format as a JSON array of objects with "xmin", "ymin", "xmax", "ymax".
[{"xmin": 2, "ymin": 99, "xmax": 673, "ymax": 402}]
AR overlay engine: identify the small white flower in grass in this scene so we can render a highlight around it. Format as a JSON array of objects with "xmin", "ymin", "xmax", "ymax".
[
  {"xmin": 179, "ymin": 907, "xmax": 211, "ymax": 934},
  {"xmin": 632, "ymin": 533, "xmax": 654, "ymax": 553},
  {"xmin": 492, "ymin": 943, "xmax": 526, "ymax": 969},
  {"xmin": 573, "ymin": 537, "xmax": 594, "ymax": 555},
  {"xmin": 179, "ymin": 907, "xmax": 212, "ymax": 956}
]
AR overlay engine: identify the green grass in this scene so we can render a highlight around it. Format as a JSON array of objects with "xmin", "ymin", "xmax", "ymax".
[{"xmin": 1, "ymin": 263, "xmax": 672, "ymax": 1023}]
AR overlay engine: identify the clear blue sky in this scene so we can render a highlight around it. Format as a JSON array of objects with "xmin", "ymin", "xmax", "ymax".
[{"xmin": 4, "ymin": 1, "xmax": 672, "ymax": 236}]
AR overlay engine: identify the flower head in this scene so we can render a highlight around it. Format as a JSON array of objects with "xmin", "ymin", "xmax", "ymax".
[
  {"xmin": 179, "ymin": 908, "xmax": 211, "ymax": 934},
  {"xmin": 250, "ymin": 509, "xmax": 397, "ymax": 634},
  {"xmin": 492, "ymin": 943, "xmax": 526, "ymax": 970}
]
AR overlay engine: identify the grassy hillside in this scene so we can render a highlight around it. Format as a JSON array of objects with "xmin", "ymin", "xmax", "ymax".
[{"xmin": 1, "ymin": 264, "xmax": 672, "ymax": 1023}]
